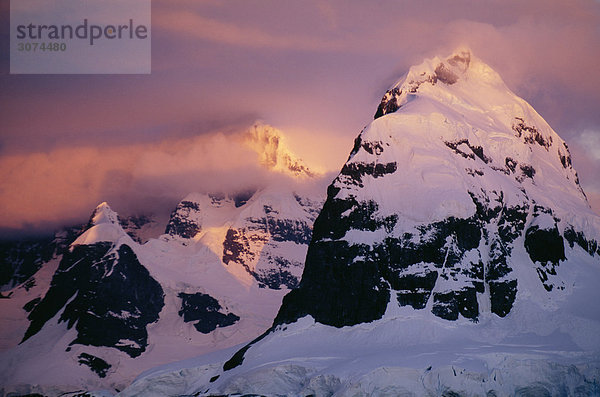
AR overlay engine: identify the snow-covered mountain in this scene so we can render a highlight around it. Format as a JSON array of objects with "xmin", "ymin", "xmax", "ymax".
[
  {"xmin": 0, "ymin": 127, "xmax": 323, "ymax": 395},
  {"xmin": 122, "ymin": 49, "xmax": 600, "ymax": 396},
  {"xmin": 165, "ymin": 188, "xmax": 320, "ymax": 290}
]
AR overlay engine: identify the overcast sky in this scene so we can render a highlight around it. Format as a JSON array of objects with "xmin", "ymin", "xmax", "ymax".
[{"xmin": 1, "ymin": 0, "xmax": 599, "ymax": 237}]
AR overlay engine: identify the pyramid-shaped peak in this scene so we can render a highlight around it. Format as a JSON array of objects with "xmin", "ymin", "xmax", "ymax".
[
  {"xmin": 271, "ymin": 46, "xmax": 599, "ymax": 331},
  {"xmin": 71, "ymin": 202, "xmax": 130, "ymax": 246},
  {"xmin": 89, "ymin": 202, "xmax": 120, "ymax": 226}
]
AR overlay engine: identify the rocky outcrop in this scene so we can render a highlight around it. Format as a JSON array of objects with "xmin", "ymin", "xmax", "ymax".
[
  {"xmin": 178, "ymin": 292, "xmax": 239, "ymax": 333},
  {"xmin": 0, "ymin": 226, "xmax": 82, "ymax": 291},
  {"xmin": 222, "ymin": 204, "xmax": 315, "ymax": 289},
  {"xmin": 165, "ymin": 200, "xmax": 202, "ymax": 238},
  {"xmin": 21, "ymin": 243, "xmax": 164, "ymax": 357}
]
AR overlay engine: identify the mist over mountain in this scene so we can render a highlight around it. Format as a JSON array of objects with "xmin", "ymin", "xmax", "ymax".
[
  {"xmin": 0, "ymin": 126, "xmax": 326, "ymax": 395},
  {"xmin": 0, "ymin": 122, "xmax": 333, "ymax": 240}
]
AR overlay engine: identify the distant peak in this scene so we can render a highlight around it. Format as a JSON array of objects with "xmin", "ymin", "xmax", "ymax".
[
  {"xmin": 96, "ymin": 201, "xmax": 110, "ymax": 210},
  {"xmin": 89, "ymin": 202, "xmax": 120, "ymax": 226},
  {"xmin": 243, "ymin": 122, "xmax": 318, "ymax": 178},
  {"xmin": 71, "ymin": 202, "xmax": 129, "ymax": 246}
]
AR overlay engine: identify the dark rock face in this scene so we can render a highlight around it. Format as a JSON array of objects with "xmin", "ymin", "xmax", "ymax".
[
  {"xmin": 120, "ymin": 215, "xmax": 157, "ymax": 244},
  {"xmin": 178, "ymin": 292, "xmax": 239, "ymax": 333},
  {"xmin": 498, "ymin": 155, "xmax": 537, "ymax": 183},
  {"xmin": 525, "ymin": 226, "xmax": 565, "ymax": 265},
  {"xmin": 23, "ymin": 297, "xmax": 41, "ymax": 312},
  {"xmin": 559, "ymin": 142, "xmax": 574, "ymax": 170},
  {"xmin": 252, "ymin": 259, "xmax": 301, "ymax": 290},
  {"xmin": 222, "ymin": 229, "xmax": 248, "ymax": 266},
  {"xmin": 513, "ymin": 117, "xmax": 552, "ymax": 151},
  {"xmin": 0, "ymin": 226, "xmax": 82, "ymax": 291},
  {"xmin": 310, "ymin": 186, "xmax": 397, "ymax": 242},
  {"xmin": 505, "ymin": 157, "xmax": 518, "ymax": 173},
  {"xmin": 0, "ymin": 237, "xmax": 55, "ymax": 291},
  {"xmin": 275, "ymin": 240, "xmax": 390, "ymax": 327},
  {"xmin": 374, "ymin": 87, "xmax": 401, "ymax": 119},
  {"xmin": 489, "ymin": 280, "xmax": 518, "ymax": 317},
  {"xmin": 274, "ymin": 179, "xmax": 531, "ymax": 328},
  {"xmin": 432, "ymin": 288, "xmax": 478, "ymax": 321},
  {"xmin": 233, "ymin": 190, "xmax": 256, "ymax": 208},
  {"xmin": 339, "ymin": 162, "xmax": 398, "ymax": 187},
  {"xmin": 525, "ymin": 225, "xmax": 566, "ymax": 292},
  {"xmin": 444, "ymin": 139, "xmax": 491, "ymax": 164},
  {"xmin": 523, "ymin": 206, "xmax": 568, "ymax": 292},
  {"xmin": 564, "ymin": 227, "xmax": 600, "ymax": 256},
  {"xmin": 165, "ymin": 201, "xmax": 201, "ymax": 238},
  {"xmin": 222, "ymin": 211, "xmax": 313, "ymax": 290},
  {"xmin": 378, "ymin": 216, "xmax": 484, "ymax": 322},
  {"xmin": 78, "ymin": 353, "xmax": 111, "ymax": 378},
  {"xmin": 21, "ymin": 243, "xmax": 164, "ymax": 358},
  {"xmin": 519, "ymin": 164, "xmax": 536, "ymax": 180}
]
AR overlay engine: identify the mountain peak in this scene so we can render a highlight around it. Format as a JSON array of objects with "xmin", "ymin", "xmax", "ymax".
[
  {"xmin": 212, "ymin": 51, "xmax": 600, "ymax": 386},
  {"xmin": 243, "ymin": 122, "xmax": 318, "ymax": 178},
  {"xmin": 374, "ymin": 49, "xmax": 507, "ymax": 119},
  {"xmin": 89, "ymin": 202, "xmax": 120, "ymax": 226},
  {"xmin": 267, "ymin": 50, "xmax": 600, "ymax": 329},
  {"xmin": 418, "ymin": 47, "xmax": 472, "ymax": 82},
  {"xmin": 73, "ymin": 202, "xmax": 130, "ymax": 246}
]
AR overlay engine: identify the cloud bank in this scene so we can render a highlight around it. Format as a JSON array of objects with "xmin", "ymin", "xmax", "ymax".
[
  {"xmin": 0, "ymin": 126, "xmax": 332, "ymax": 237},
  {"xmin": 1, "ymin": 0, "xmax": 599, "ymax": 237}
]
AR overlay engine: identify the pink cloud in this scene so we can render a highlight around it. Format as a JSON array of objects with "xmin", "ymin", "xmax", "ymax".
[
  {"xmin": 153, "ymin": 10, "xmax": 348, "ymax": 52},
  {"xmin": 0, "ymin": 125, "xmax": 333, "ymax": 233},
  {"xmin": 0, "ymin": 131, "xmax": 261, "ymax": 231},
  {"xmin": 2, "ymin": 0, "xmax": 600, "ymax": 233}
]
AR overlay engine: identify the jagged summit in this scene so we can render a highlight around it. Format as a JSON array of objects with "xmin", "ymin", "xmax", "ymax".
[
  {"xmin": 73, "ymin": 202, "xmax": 132, "ymax": 246},
  {"xmin": 164, "ymin": 186, "xmax": 321, "ymax": 289},
  {"xmin": 88, "ymin": 202, "xmax": 119, "ymax": 226},
  {"xmin": 244, "ymin": 122, "xmax": 319, "ymax": 178}
]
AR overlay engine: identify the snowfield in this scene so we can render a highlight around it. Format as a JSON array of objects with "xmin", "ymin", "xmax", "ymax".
[{"xmin": 121, "ymin": 310, "xmax": 600, "ymax": 396}]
